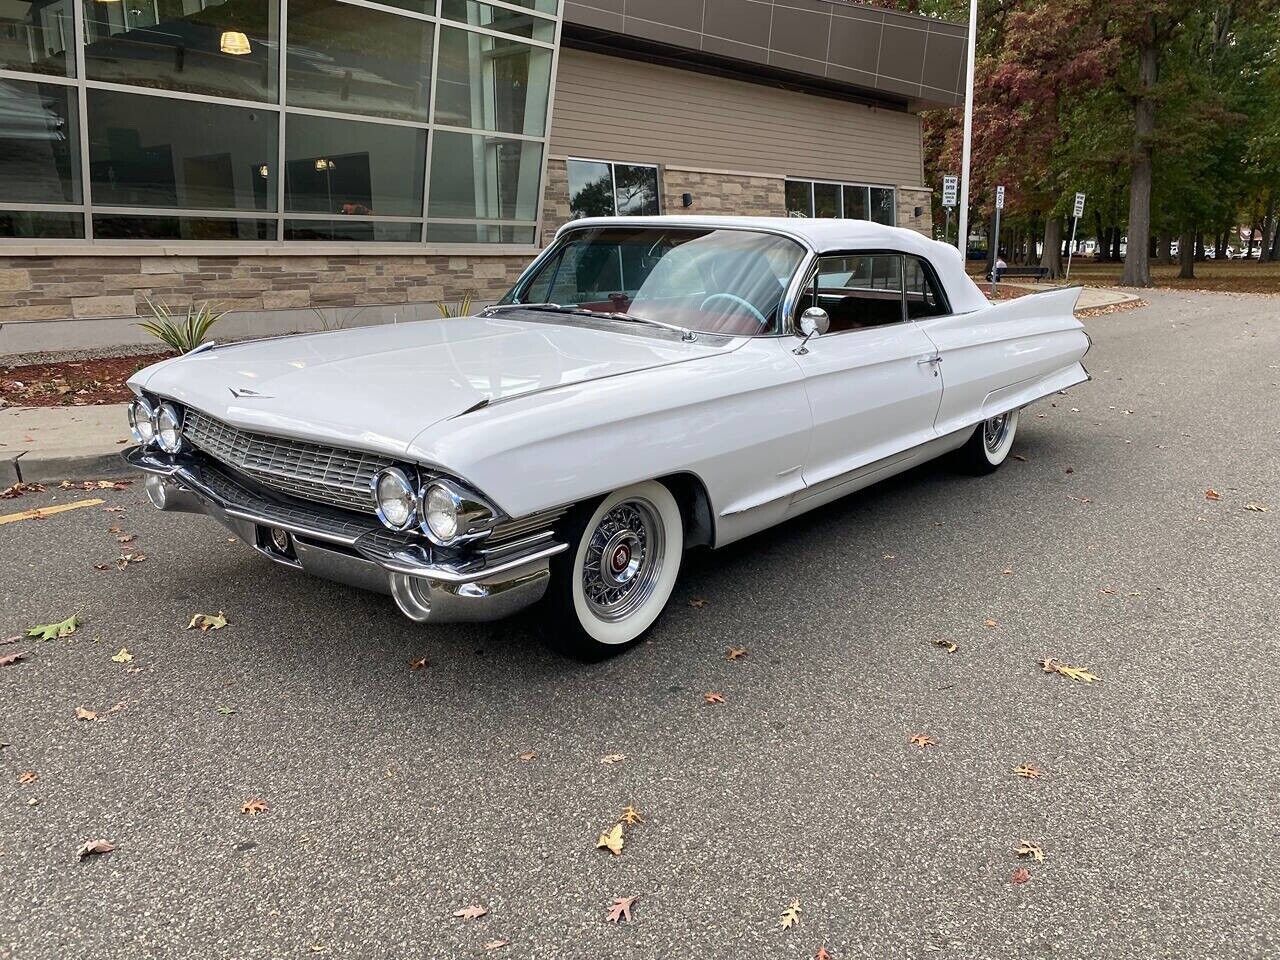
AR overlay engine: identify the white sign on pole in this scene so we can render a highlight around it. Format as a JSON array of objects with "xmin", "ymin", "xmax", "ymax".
[
  {"xmin": 995, "ymin": 185, "xmax": 1005, "ymax": 210},
  {"xmin": 1073, "ymin": 192, "xmax": 1086, "ymax": 218},
  {"xmin": 942, "ymin": 175, "xmax": 958, "ymax": 208},
  {"xmin": 1066, "ymin": 192, "xmax": 1087, "ymax": 280}
]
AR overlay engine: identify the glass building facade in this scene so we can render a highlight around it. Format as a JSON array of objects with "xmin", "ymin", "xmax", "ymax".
[{"xmin": 0, "ymin": 0, "xmax": 559, "ymax": 244}]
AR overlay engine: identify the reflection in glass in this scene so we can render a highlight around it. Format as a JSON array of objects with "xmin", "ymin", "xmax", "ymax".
[
  {"xmin": 284, "ymin": 220, "xmax": 421, "ymax": 242},
  {"xmin": 784, "ymin": 180, "xmax": 811, "ymax": 217},
  {"xmin": 871, "ymin": 186, "xmax": 896, "ymax": 225},
  {"xmin": 93, "ymin": 214, "xmax": 275, "ymax": 240},
  {"xmin": 287, "ymin": 0, "xmax": 434, "ymax": 123},
  {"xmin": 567, "ymin": 159, "xmax": 611, "ymax": 219},
  {"xmin": 813, "ymin": 181, "xmax": 839, "ymax": 218},
  {"xmin": 426, "ymin": 222, "xmax": 535, "ymax": 244},
  {"xmin": 434, "ymin": 27, "xmax": 551, "ymax": 136},
  {"xmin": 87, "ymin": 90, "xmax": 276, "ymax": 210},
  {"xmin": 284, "ymin": 115, "xmax": 425, "ymax": 217},
  {"xmin": 82, "ymin": 0, "xmax": 279, "ymax": 102},
  {"xmin": 0, "ymin": 80, "xmax": 80, "ymax": 204},
  {"xmin": 440, "ymin": 0, "xmax": 555, "ymax": 42},
  {"xmin": 0, "ymin": 1, "xmax": 73, "ymax": 76},
  {"xmin": 842, "ymin": 184, "xmax": 868, "ymax": 220},
  {"xmin": 0, "ymin": 210, "xmax": 83, "ymax": 238},
  {"xmin": 429, "ymin": 131, "xmax": 541, "ymax": 221},
  {"xmin": 613, "ymin": 165, "xmax": 659, "ymax": 216}
]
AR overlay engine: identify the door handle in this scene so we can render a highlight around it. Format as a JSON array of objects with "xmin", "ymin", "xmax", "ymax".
[{"xmin": 917, "ymin": 356, "xmax": 942, "ymax": 365}]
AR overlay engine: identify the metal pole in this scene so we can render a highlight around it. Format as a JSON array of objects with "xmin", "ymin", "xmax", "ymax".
[
  {"xmin": 989, "ymin": 206, "xmax": 1002, "ymax": 297},
  {"xmin": 1065, "ymin": 215, "xmax": 1079, "ymax": 280},
  {"xmin": 945, "ymin": 208, "xmax": 952, "ymax": 246},
  {"xmin": 956, "ymin": 0, "xmax": 979, "ymax": 260}
]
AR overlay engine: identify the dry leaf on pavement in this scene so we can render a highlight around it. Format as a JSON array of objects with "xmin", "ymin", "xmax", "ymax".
[
  {"xmin": 726, "ymin": 647, "xmax": 748, "ymax": 660},
  {"xmin": 1014, "ymin": 764, "xmax": 1042, "ymax": 779},
  {"xmin": 596, "ymin": 823, "xmax": 625, "ymax": 856},
  {"xmin": 111, "ymin": 647, "xmax": 134, "ymax": 663},
  {"xmin": 517, "ymin": 751, "xmax": 537, "ymax": 762},
  {"xmin": 1040, "ymin": 657, "xmax": 1099, "ymax": 683},
  {"xmin": 115, "ymin": 552, "xmax": 147, "ymax": 570},
  {"xmin": 779, "ymin": 900, "xmax": 801, "ymax": 930},
  {"xmin": 408, "ymin": 657, "xmax": 428, "ymax": 671},
  {"xmin": 600, "ymin": 753, "xmax": 626, "ymax": 765},
  {"xmin": 453, "ymin": 905, "xmax": 489, "ymax": 921},
  {"xmin": 240, "ymin": 798, "xmax": 269, "ymax": 816},
  {"xmin": 1244, "ymin": 503, "xmax": 1268, "ymax": 512},
  {"xmin": 703, "ymin": 691, "xmax": 725, "ymax": 704},
  {"xmin": 116, "ymin": 534, "xmax": 136, "ymax": 544},
  {"xmin": 606, "ymin": 895, "xmax": 638, "ymax": 924},
  {"xmin": 688, "ymin": 597, "xmax": 707, "ymax": 608},
  {"xmin": 18, "ymin": 771, "xmax": 37, "ymax": 784},
  {"xmin": 931, "ymin": 638, "xmax": 958, "ymax": 653},
  {"xmin": 815, "ymin": 948, "xmax": 835, "ymax": 960},
  {"xmin": 75, "ymin": 707, "xmax": 98, "ymax": 721},
  {"xmin": 188, "ymin": 612, "xmax": 228, "ymax": 631},
  {"xmin": 1016, "ymin": 841, "xmax": 1045, "ymax": 863},
  {"xmin": 76, "ymin": 839, "xmax": 115, "ymax": 859},
  {"xmin": 483, "ymin": 940, "xmax": 510, "ymax": 951},
  {"xmin": 909, "ymin": 734, "xmax": 936, "ymax": 749},
  {"xmin": 1, "ymin": 634, "xmax": 19, "ymax": 645},
  {"xmin": 618, "ymin": 804, "xmax": 642, "ymax": 825},
  {"xmin": 1205, "ymin": 489, "xmax": 1221, "ymax": 501},
  {"xmin": 1011, "ymin": 867, "xmax": 1031, "ymax": 885},
  {"xmin": 983, "ymin": 619, "xmax": 999, "ymax": 629},
  {"xmin": 0, "ymin": 651, "xmax": 25, "ymax": 668}
]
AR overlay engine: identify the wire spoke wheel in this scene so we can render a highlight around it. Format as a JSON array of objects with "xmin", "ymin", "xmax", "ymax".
[
  {"xmin": 580, "ymin": 498, "xmax": 666, "ymax": 622},
  {"xmin": 983, "ymin": 413, "xmax": 1011, "ymax": 454}
]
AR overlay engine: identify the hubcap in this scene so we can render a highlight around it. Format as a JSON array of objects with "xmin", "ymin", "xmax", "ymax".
[
  {"xmin": 983, "ymin": 413, "xmax": 1010, "ymax": 454},
  {"xmin": 582, "ymin": 499, "xmax": 665, "ymax": 622}
]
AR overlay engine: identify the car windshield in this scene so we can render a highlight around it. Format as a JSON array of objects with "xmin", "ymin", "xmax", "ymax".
[{"xmin": 506, "ymin": 226, "xmax": 806, "ymax": 336}]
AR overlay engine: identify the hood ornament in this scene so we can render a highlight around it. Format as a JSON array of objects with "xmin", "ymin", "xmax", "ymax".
[{"xmin": 229, "ymin": 387, "xmax": 273, "ymax": 399}]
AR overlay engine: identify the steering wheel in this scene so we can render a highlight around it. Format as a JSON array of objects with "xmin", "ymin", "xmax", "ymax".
[{"xmin": 698, "ymin": 292, "xmax": 767, "ymax": 327}]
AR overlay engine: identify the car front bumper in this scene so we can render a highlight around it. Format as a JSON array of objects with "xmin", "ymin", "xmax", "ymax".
[{"xmin": 123, "ymin": 446, "xmax": 566, "ymax": 624}]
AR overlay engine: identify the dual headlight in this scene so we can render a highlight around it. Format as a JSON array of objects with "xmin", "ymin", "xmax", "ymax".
[
  {"xmin": 129, "ymin": 397, "xmax": 183, "ymax": 454},
  {"xmin": 372, "ymin": 468, "xmax": 493, "ymax": 546}
]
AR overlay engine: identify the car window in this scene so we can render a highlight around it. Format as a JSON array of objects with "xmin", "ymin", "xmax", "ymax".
[
  {"xmin": 800, "ymin": 254, "xmax": 905, "ymax": 333},
  {"xmin": 904, "ymin": 256, "xmax": 948, "ymax": 318}
]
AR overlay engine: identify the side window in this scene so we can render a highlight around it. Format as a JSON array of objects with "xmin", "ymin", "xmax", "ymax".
[
  {"xmin": 904, "ymin": 257, "xmax": 948, "ymax": 318},
  {"xmin": 807, "ymin": 253, "xmax": 904, "ymax": 333}
]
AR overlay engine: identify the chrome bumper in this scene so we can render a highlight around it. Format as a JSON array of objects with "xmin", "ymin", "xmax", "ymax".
[{"xmin": 123, "ymin": 447, "xmax": 566, "ymax": 624}]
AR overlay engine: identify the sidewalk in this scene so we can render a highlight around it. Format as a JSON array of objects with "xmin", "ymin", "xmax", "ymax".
[
  {"xmin": 997, "ymin": 281, "xmax": 1139, "ymax": 310},
  {"xmin": 1, "ymin": 403, "xmax": 131, "ymax": 484}
]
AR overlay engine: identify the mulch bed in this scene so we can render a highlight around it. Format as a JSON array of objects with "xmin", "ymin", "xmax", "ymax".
[{"xmin": 1, "ymin": 353, "xmax": 173, "ymax": 408}]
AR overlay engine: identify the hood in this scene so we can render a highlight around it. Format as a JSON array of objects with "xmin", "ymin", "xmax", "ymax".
[{"xmin": 131, "ymin": 313, "xmax": 737, "ymax": 459}]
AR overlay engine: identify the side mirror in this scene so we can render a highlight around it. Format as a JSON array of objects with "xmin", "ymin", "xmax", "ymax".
[{"xmin": 794, "ymin": 307, "xmax": 829, "ymax": 355}]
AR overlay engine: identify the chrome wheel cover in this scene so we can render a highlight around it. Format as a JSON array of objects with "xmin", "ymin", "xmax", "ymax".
[
  {"xmin": 581, "ymin": 498, "xmax": 666, "ymax": 622},
  {"xmin": 983, "ymin": 413, "xmax": 1011, "ymax": 454}
]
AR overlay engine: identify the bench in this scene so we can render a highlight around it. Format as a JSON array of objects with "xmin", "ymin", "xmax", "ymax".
[{"xmin": 988, "ymin": 265, "xmax": 1051, "ymax": 281}]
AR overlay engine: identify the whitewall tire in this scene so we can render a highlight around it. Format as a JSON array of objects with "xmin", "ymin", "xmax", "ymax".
[
  {"xmin": 960, "ymin": 408, "xmax": 1020, "ymax": 474},
  {"xmin": 546, "ymin": 481, "xmax": 684, "ymax": 658}
]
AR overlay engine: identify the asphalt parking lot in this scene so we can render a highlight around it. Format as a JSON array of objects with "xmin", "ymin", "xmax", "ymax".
[{"xmin": 2, "ymin": 288, "xmax": 1277, "ymax": 960}]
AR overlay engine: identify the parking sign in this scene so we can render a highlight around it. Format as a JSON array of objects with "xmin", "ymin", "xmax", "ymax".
[
  {"xmin": 942, "ymin": 175, "xmax": 958, "ymax": 208},
  {"xmin": 995, "ymin": 185, "xmax": 1005, "ymax": 210},
  {"xmin": 1073, "ymin": 192, "xmax": 1086, "ymax": 218}
]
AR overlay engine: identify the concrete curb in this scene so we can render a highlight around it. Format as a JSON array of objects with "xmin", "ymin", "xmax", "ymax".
[
  {"xmin": 1, "ymin": 403, "xmax": 134, "ymax": 486},
  {"xmin": 3, "ymin": 450, "xmax": 135, "ymax": 485}
]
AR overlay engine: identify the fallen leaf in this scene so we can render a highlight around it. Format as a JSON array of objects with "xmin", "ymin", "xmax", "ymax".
[
  {"xmin": 77, "ymin": 839, "xmax": 116, "ymax": 859},
  {"xmin": 1040, "ymin": 657, "xmax": 1100, "ymax": 683},
  {"xmin": 688, "ymin": 597, "xmax": 707, "ymax": 608},
  {"xmin": 408, "ymin": 657, "xmax": 428, "ymax": 671},
  {"xmin": 111, "ymin": 647, "xmax": 134, "ymax": 663},
  {"xmin": 1011, "ymin": 453, "xmax": 1028, "ymax": 462},
  {"xmin": 116, "ymin": 534, "xmax": 136, "ymax": 544},
  {"xmin": 983, "ymin": 619, "xmax": 999, "ymax": 629},
  {"xmin": 93, "ymin": 564, "xmax": 111, "ymax": 572},
  {"xmin": 1, "ymin": 634, "xmax": 19, "ymax": 645},
  {"xmin": 453, "ymin": 904, "xmax": 489, "ymax": 921},
  {"xmin": 103, "ymin": 506, "xmax": 126, "ymax": 513},
  {"xmin": 1, "ymin": 482, "xmax": 46, "ymax": 498},
  {"xmin": 779, "ymin": 900, "xmax": 801, "ymax": 930},
  {"xmin": 75, "ymin": 707, "xmax": 98, "ymax": 721},
  {"xmin": 618, "ymin": 804, "xmax": 643, "ymax": 825},
  {"xmin": 726, "ymin": 646, "xmax": 748, "ymax": 660},
  {"xmin": 1001, "ymin": 568, "xmax": 1014, "ymax": 576},
  {"xmin": 517, "ymin": 751, "xmax": 537, "ymax": 762},
  {"xmin": 703, "ymin": 691, "xmax": 726, "ymax": 704},
  {"xmin": 1205, "ymin": 489, "xmax": 1221, "ymax": 501},
  {"xmin": 115, "ymin": 552, "xmax": 146, "ymax": 570},
  {"xmin": 18, "ymin": 771, "xmax": 37, "ymax": 784},
  {"xmin": 216, "ymin": 705, "xmax": 236, "ymax": 716},
  {"xmin": 909, "ymin": 733, "xmax": 936, "ymax": 749},
  {"xmin": 1011, "ymin": 867, "xmax": 1031, "ymax": 885},
  {"xmin": 240, "ymin": 798, "xmax": 269, "ymax": 816},
  {"xmin": 1244, "ymin": 503, "xmax": 1269, "ymax": 513},
  {"xmin": 0, "ymin": 651, "xmax": 26, "ymax": 668},
  {"xmin": 606, "ymin": 895, "xmax": 638, "ymax": 924},
  {"xmin": 1014, "ymin": 764, "xmax": 1042, "ymax": 779},
  {"xmin": 1016, "ymin": 840, "xmax": 1045, "ymax": 863},
  {"xmin": 596, "ymin": 823, "xmax": 625, "ymax": 856},
  {"xmin": 600, "ymin": 754, "xmax": 627, "ymax": 765},
  {"xmin": 483, "ymin": 940, "xmax": 510, "ymax": 951},
  {"xmin": 883, "ymin": 553, "xmax": 896, "ymax": 560},
  {"xmin": 27, "ymin": 615, "xmax": 79, "ymax": 641},
  {"xmin": 816, "ymin": 948, "xmax": 835, "ymax": 960},
  {"xmin": 188, "ymin": 612, "xmax": 228, "ymax": 631},
  {"xmin": 931, "ymin": 638, "xmax": 957, "ymax": 653}
]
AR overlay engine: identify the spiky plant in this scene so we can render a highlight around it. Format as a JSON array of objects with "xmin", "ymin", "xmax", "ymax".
[
  {"xmin": 435, "ymin": 290, "xmax": 476, "ymax": 318},
  {"xmin": 138, "ymin": 297, "xmax": 227, "ymax": 353}
]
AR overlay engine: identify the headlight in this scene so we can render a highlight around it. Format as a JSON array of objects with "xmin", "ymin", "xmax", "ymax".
[
  {"xmin": 423, "ymin": 483, "xmax": 460, "ymax": 543},
  {"xmin": 156, "ymin": 403, "xmax": 182, "ymax": 453},
  {"xmin": 128, "ymin": 397, "xmax": 156, "ymax": 445},
  {"xmin": 373, "ymin": 467, "xmax": 417, "ymax": 531}
]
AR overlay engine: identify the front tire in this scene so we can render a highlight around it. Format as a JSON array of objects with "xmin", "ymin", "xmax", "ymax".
[
  {"xmin": 544, "ymin": 481, "xmax": 684, "ymax": 659},
  {"xmin": 959, "ymin": 408, "xmax": 1020, "ymax": 474}
]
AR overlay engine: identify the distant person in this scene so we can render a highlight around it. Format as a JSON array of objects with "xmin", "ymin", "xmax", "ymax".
[{"xmin": 992, "ymin": 254, "xmax": 1007, "ymax": 282}]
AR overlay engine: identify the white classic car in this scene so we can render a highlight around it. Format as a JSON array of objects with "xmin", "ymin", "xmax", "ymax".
[{"xmin": 125, "ymin": 216, "xmax": 1089, "ymax": 657}]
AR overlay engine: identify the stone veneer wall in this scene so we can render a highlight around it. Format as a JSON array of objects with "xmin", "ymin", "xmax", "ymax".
[
  {"xmin": 659, "ymin": 168, "xmax": 787, "ymax": 218},
  {"xmin": 896, "ymin": 186, "xmax": 934, "ymax": 237}
]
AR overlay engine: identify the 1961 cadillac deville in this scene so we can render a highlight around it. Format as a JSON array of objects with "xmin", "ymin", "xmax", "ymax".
[{"xmin": 124, "ymin": 216, "xmax": 1089, "ymax": 657}]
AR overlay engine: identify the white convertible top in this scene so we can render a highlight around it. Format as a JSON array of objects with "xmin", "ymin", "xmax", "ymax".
[{"xmin": 561, "ymin": 215, "xmax": 989, "ymax": 314}]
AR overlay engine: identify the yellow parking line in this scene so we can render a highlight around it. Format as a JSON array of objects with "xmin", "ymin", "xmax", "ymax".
[{"xmin": 0, "ymin": 498, "xmax": 105, "ymax": 526}]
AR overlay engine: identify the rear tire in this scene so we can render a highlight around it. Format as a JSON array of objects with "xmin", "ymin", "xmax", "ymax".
[
  {"xmin": 959, "ymin": 408, "xmax": 1019, "ymax": 474},
  {"xmin": 543, "ymin": 480, "xmax": 684, "ymax": 660}
]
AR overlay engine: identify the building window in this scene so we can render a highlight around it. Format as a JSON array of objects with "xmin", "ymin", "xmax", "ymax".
[
  {"xmin": 0, "ymin": 0, "xmax": 560, "ymax": 246},
  {"xmin": 785, "ymin": 178, "xmax": 896, "ymax": 226},
  {"xmin": 567, "ymin": 159, "xmax": 660, "ymax": 218}
]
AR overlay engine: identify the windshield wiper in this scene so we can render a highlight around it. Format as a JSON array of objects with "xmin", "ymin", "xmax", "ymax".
[{"xmin": 512, "ymin": 304, "xmax": 698, "ymax": 342}]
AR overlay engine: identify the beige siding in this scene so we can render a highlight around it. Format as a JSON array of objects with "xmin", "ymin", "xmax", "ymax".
[{"xmin": 549, "ymin": 49, "xmax": 925, "ymax": 188}]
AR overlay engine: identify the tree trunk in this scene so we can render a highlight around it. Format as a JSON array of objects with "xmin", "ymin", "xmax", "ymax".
[
  {"xmin": 1121, "ymin": 19, "xmax": 1158, "ymax": 287},
  {"xmin": 1093, "ymin": 211, "xmax": 1105, "ymax": 259},
  {"xmin": 1272, "ymin": 219, "xmax": 1280, "ymax": 260},
  {"xmin": 1155, "ymin": 234, "xmax": 1169, "ymax": 262},
  {"xmin": 1261, "ymin": 192, "xmax": 1276, "ymax": 262},
  {"xmin": 1178, "ymin": 229, "xmax": 1195, "ymax": 279},
  {"xmin": 1215, "ymin": 230, "xmax": 1226, "ymax": 259},
  {"xmin": 1041, "ymin": 217, "xmax": 1064, "ymax": 279},
  {"xmin": 1194, "ymin": 231, "xmax": 1205, "ymax": 261},
  {"xmin": 1111, "ymin": 225, "xmax": 1123, "ymax": 261}
]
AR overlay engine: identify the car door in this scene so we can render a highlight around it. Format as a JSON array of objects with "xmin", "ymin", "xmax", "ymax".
[{"xmin": 789, "ymin": 251, "xmax": 943, "ymax": 495}]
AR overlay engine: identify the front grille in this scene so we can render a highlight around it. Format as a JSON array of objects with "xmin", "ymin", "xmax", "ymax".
[{"xmin": 182, "ymin": 408, "xmax": 392, "ymax": 514}]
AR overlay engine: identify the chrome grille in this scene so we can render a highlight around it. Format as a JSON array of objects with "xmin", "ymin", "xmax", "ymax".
[{"xmin": 182, "ymin": 408, "xmax": 392, "ymax": 514}]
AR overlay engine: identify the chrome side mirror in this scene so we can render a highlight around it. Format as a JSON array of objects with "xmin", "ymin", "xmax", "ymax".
[{"xmin": 794, "ymin": 307, "xmax": 830, "ymax": 355}]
